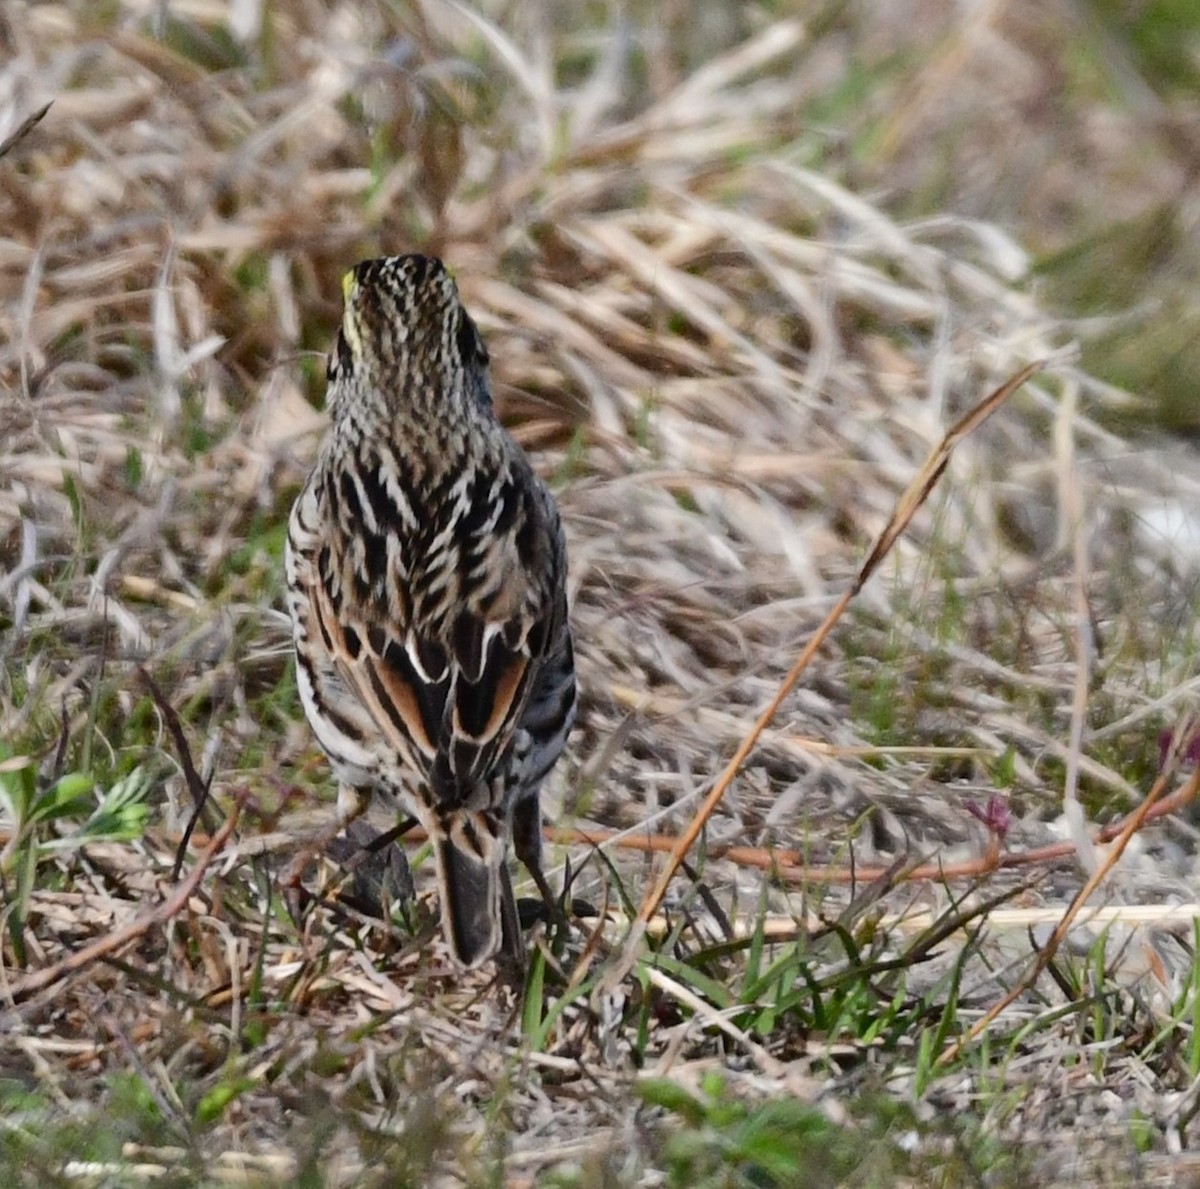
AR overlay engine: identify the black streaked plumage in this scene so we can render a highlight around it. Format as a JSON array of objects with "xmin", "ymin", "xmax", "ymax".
[{"xmin": 285, "ymin": 254, "xmax": 576, "ymax": 969}]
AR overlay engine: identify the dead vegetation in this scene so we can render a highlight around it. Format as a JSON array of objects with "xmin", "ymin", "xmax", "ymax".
[{"xmin": 3, "ymin": 2, "xmax": 1200, "ymax": 1185}]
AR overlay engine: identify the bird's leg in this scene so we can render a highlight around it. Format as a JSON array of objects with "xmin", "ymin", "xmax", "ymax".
[
  {"xmin": 495, "ymin": 866, "xmax": 527, "ymax": 987},
  {"xmin": 511, "ymin": 796, "xmax": 569, "ymax": 945},
  {"xmin": 335, "ymin": 783, "xmax": 369, "ymax": 827}
]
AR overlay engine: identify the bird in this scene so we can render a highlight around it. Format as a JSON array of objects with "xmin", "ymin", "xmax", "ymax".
[{"xmin": 285, "ymin": 254, "xmax": 576, "ymax": 969}]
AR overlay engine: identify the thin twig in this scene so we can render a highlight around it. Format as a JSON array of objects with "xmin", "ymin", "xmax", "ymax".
[{"xmin": 138, "ymin": 667, "xmax": 222, "ymax": 876}]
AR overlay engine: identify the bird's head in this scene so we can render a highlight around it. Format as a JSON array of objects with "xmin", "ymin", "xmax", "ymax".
[{"xmin": 327, "ymin": 254, "xmax": 493, "ymax": 432}]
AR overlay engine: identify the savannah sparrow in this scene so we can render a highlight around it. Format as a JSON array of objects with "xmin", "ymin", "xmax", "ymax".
[{"xmin": 285, "ymin": 254, "xmax": 576, "ymax": 969}]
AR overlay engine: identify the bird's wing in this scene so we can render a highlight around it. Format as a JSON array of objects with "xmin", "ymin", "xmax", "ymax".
[{"xmin": 312, "ymin": 454, "xmax": 561, "ymax": 810}]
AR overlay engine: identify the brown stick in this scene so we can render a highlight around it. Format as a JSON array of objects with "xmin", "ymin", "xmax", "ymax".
[
  {"xmin": 547, "ymin": 763, "xmax": 1200, "ymax": 882},
  {"xmin": 85, "ymin": 756, "xmax": 1195, "ymax": 901}
]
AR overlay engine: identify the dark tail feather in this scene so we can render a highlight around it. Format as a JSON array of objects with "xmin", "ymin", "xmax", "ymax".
[{"xmin": 436, "ymin": 836, "xmax": 502, "ymax": 968}]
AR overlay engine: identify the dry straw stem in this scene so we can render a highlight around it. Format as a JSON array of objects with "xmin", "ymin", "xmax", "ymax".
[
  {"xmin": 627, "ymin": 360, "xmax": 1045, "ymax": 944},
  {"xmin": 641, "ymin": 962, "xmax": 796, "ymax": 1083},
  {"xmin": 627, "ymin": 902, "xmax": 1200, "ymax": 943},
  {"xmin": 560, "ymin": 753, "xmax": 1200, "ymax": 880},
  {"xmin": 182, "ymin": 756, "xmax": 1200, "ymax": 932}
]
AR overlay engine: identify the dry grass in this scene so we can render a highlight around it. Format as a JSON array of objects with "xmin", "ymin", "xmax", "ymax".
[{"xmin": 4, "ymin": 2, "xmax": 1200, "ymax": 1185}]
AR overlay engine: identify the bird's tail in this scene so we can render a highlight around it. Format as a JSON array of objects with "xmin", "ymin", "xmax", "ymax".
[{"xmin": 433, "ymin": 811, "xmax": 521, "ymax": 969}]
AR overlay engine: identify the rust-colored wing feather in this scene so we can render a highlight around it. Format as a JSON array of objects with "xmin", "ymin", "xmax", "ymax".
[{"xmin": 309, "ymin": 447, "xmax": 560, "ymax": 815}]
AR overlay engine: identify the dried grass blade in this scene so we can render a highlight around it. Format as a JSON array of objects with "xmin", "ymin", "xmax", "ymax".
[
  {"xmin": 855, "ymin": 360, "xmax": 1044, "ymax": 589},
  {"xmin": 648, "ymin": 19, "xmax": 806, "ymax": 123},
  {"xmin": 0, "ymin": 101, "xmax": 52, "ymax": 159},
  {"xmin": 630, "ymin": 359, "xmax": 1046, "ymax": 935},
  {"xmin": 440, "ymin": 0, "xmax": 555, "ymax": 158}
]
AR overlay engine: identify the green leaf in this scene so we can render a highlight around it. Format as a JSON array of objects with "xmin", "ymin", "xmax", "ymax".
[
  {"xmin": 642, "ymin": 953, "xmax": 733, "ymax": 1011},
  {"xmin": 194, "ymin": 1074, "xmax": 257, "ymax": 1126},
  {"xmin": 522, "ymin": 944, "xmax": 548, "ymax": 1042},
  {"xmin": 30, "ymin": 772, "xmax": 95, "ymax": 824},
  {"xmin": 635, "ymin": 1077, "xmax": 707, "ymax": 1127}
]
